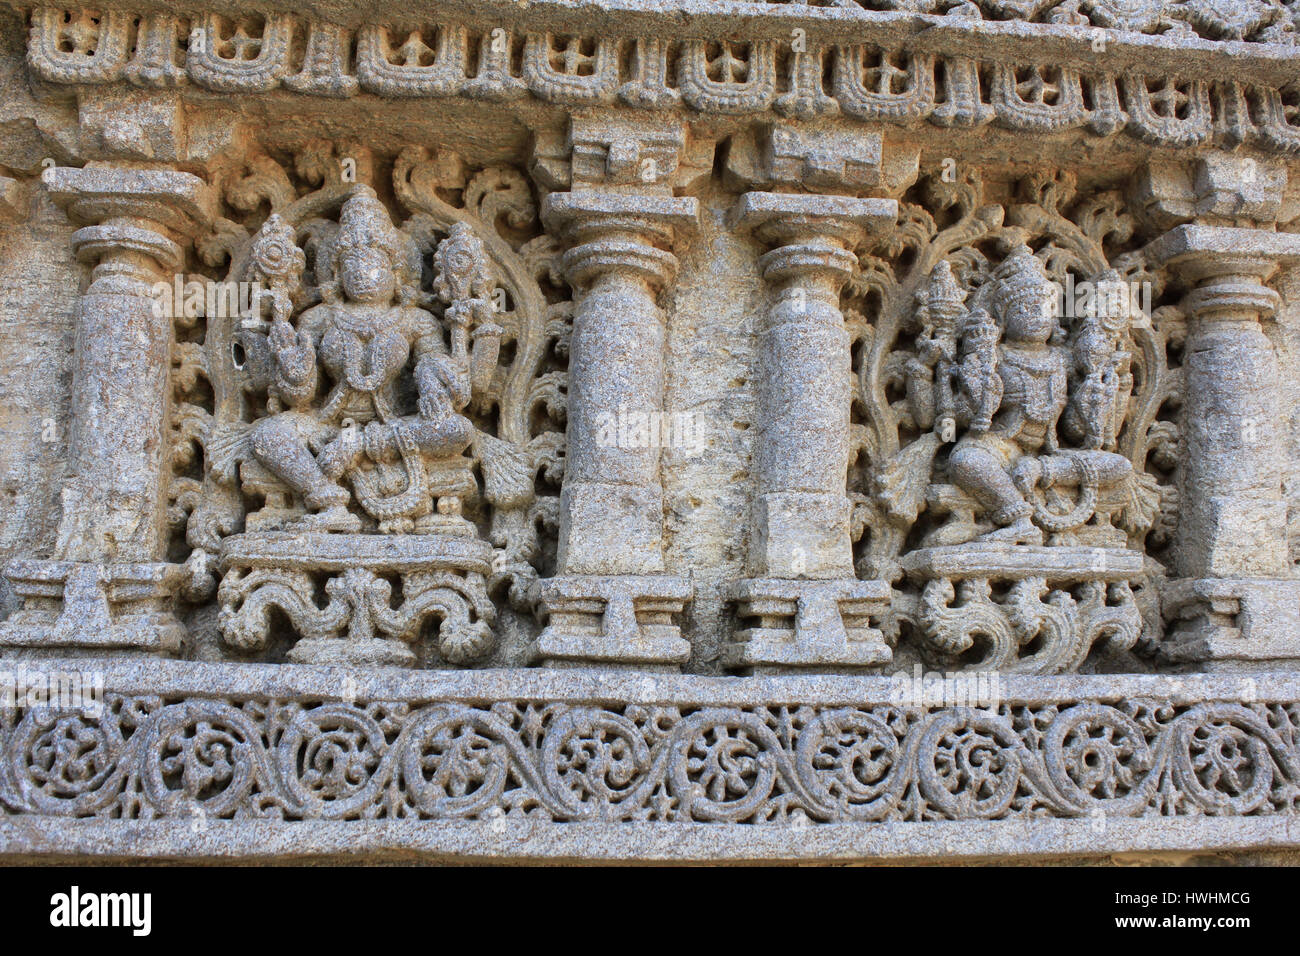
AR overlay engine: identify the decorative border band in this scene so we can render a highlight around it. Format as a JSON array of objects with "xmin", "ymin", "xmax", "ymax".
[
  {"xmin": 1, "ymin": 661, "xmax": 1297, "ymax": 851},
  {"xmin": 22, "ymin": 7, "xmax": 1300, "ymax": 154}
]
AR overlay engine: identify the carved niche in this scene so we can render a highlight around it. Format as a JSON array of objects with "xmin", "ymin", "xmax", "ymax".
[
  {"xmin": 849, "ymin": 168, "xmax": 1183, "ymax": 674},
  {"xmin": 167, "ymin": 142, "xmax": 570, "ymax": 668}
]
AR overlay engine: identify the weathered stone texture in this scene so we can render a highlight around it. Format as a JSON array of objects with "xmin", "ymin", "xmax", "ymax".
[{"xmin": 3, "ymin": 0, "xmax": 1300, "ymax": 863}]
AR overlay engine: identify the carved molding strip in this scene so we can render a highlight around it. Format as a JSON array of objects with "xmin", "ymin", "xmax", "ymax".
[
  {"xmin": 547, "ymin": 0, "xmax": 1300, "ymax": 48},
  {"xmin": 24, "ymin": 8, "xmax": 1300, "ymax": 153},
  {"xmin": 2, "ymin": 663, "xmax": 1297, "ymax": 826}
]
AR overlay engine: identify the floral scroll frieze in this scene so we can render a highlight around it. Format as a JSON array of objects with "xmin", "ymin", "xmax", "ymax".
[
  {"xmin": 24, "ymin": 8, "xmax": 1300, "ymax": 154},
  {"xmin": 3, "ymin": 689, "xmax": 1299, "ymax": 823}
]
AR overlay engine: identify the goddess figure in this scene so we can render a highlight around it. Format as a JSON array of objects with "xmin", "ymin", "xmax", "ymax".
[
  {"xmin": 247, "ymin": 186, "xmax": 478, "ymax": 530},
  {"xmin": 942, "ymin": 245, "xmax": 1132, "ymax": 544}
]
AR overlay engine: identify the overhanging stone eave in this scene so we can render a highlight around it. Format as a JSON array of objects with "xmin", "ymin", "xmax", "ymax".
[{"xmin": 11, "ymin": 0, "xmax": 1300, "ymax": 88}]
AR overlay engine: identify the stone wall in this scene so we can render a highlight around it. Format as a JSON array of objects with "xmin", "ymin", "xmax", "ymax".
[{"xmin": 1, "ymin": 0, "xmax": 1300, "ymax": 863}]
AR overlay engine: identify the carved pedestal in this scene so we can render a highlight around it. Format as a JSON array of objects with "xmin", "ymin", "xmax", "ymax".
[
  {"xmin": 725, "ymin": 578, "xmax": 891, "ymax": 673},
  {"xmin": 899, "ymin": 544, "xmax": 1144, "ymax": 675},
  {"xmin": 530, "ymin": 190, "xmax": 698, "ymax": 667},
  {"xmin": 0, "ymin": 561, "xmax": 183, "ymax": 656},
  {"xmin": 726, "ymin": 191, "xmax": 896, "ymax": 670},
  {"xmin": 218, "ymin": 533, "xmax": 495, "ymax": 668},
  {"xmin": 534, "ymin": 575, "xmax": 692, "ymax": 668},
  {"xmin": 0, "ymin": 165, "xmax": 214, "ymax": 656}
]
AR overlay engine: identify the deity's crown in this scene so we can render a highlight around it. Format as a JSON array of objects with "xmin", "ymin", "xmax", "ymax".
[
  {"xmin": 925, "ymin": 259, "xmax": 965, "ymax": 324},
  {"xmin": 326, "ymin": 185, "xmax": 420, "ymax": 302},
  {"xmin": 994, "ymin": 244, "xmax": 1054, "ymax": 303},
  {"xmin": 335, "ymin": 185, "xmax": 400, "ymax": 258},
  {"xmin": 1088, "ymin": 268, "xmax": 1135, "ymax": 337},
  {"xmin": 962, "ymin": 307, "xmax": 999, "ymax": 344}
]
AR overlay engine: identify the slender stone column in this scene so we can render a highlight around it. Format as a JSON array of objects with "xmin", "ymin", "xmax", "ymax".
[
  {"xmin": 1145, "ymin": 220, "xmax": 1300, "ymax": 668},
  {"xmin": 726, "ymin": 192, "xmax": 897, "ymax": 672},
  {"xmin": 0, "ymin": 165, "xmax": 214, "ymax": 656},
  {"xmin": 532, "ymin": 190, "xmax": 699, "ymax": 667}
]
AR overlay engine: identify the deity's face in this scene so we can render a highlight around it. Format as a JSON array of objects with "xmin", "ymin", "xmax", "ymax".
[
  {"xmin": 341, "ymin": 247, "xmax": 397, "ymax": 305},
  {"xmin": 1074, "ymin": 326, "xmax": 1112, "ymax": 372},
  {"xmin": 1002, "ymin": 283, "xmax": 1058, "ymax": 345}
]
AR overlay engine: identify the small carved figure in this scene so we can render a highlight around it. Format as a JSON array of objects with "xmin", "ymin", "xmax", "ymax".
[
  {"xmin": 942, "ymin": 245, "xmax": 1068, "ymax": 544},
  {"xmin": 953, "ymin": 307, "xmax": 1002, "ymax": 436},
  {"xmin": 906, "ymin": 246, "xmax": 1140, "ymax": 547}
]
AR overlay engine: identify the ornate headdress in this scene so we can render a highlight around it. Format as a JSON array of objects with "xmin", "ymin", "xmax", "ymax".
[
  {"xmin": 961, "ymin": 307, "xmax": 1000, "ymax": 346},
  {"xmin": 433, "ymin": 221, "xmax": 494, "ymax": 308},
  {"xmin": 995, "ymin": 244, "xmax": 1055, "ymax": 303},
  {"xmin": 1088, "ymin": 268, "xmax": 1136, "ymax": 338}
]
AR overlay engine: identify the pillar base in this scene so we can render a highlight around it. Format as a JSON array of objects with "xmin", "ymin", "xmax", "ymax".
[
  {"xmin": 0, "ymin": 560, "xmax": 183, "ymax": 656},
  {"xmin": 725, "ymin": 577, "xmax": 892, "ymax": 673},
  {"xmin": 1160, "ymin": 577, "xmax": 1300, "ymax": 670},
  {"xmin": 557, "ymin": 482, "xmax": 666, "ymax": 575},
  {"xmin": 530, "ymin": 575, "xmax": 692, "ymax": 668},
  {"xmin": 751, "ymin": 491, "xmax": 854, "ymax": 578}
]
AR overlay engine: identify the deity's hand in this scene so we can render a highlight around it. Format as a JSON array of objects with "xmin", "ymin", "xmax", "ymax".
[
  {"xmin": 1075, "ymin": 370, "xmax": 1110, "ymax": 425},
  {"xmin": 363, "ymin": 420, "xmax": 399, "ymax": 463},
  {"xmin": 918, "ymin": 335, "xmax": 946, "ymax": 367},
  {"xmin": 418, "ymin": 386, "xmax": 451, "ymax": 422},
  {"xmin": 269, "ymin": 318, "xmax": 314, "ymax": 383},
  {"xmin": 318, "ymin": 430, "xmax": 364, "ymax": 480},
  {"xmin": 417, "ymin": 353, "xmax": 470, "ymax": 414}
]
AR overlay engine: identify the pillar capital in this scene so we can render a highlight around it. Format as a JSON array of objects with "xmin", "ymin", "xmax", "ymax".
[
  {"xmin": 725, "ymin": 123, "xmax": 919, "ymax": 198},
  {"xmin": 532, "ymin": 113, "xmax": 712, "ymax": 194},
  {"xmin": 1132, "ymin": 151, "xmax": 1292, "ymax": 234},
  {"xmin": 1143, "ymin": 224, "xmax": 1300, "ymax": 323},
  {"xmin": 43, "ymin": 164, "xmax": 215, "ymax": 237},
  {"xmin": 730, "ymin": 192, "xmax": 897, "ymax": 286},
  {"xmin": 541, "ymin": 190, "xmax": 699, "ymax": 289}
]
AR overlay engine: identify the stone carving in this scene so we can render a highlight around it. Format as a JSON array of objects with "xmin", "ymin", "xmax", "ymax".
[
  {"xmin": 162, "ymin": 142, "xmax": 569, "ymax": 667},
  {"xmin": 8, "ymin": 0, "xmax": 1300, "ymax": 868},
  {"xmin": 4, "ymin": 684, "xmax": 1298, "ymax": 823},
  {"xmin": 24, "ymin": 8, "xmax": 1300, "ymax": 155},
  {"xmin": 851, "ymin": 168, "xmax": 1179, "ymax": 673}
]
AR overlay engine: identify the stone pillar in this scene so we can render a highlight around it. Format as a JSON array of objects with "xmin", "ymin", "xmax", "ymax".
[
  {"xmin": 1139, "ymin": 154, "xmax": 1300, "ymax": 669},
  {"xmin": 725, "ymin": 191, "xmax": 896, "ymax": 671},
  {"xmin": 0, "ymin": 164, "xmax": 214, "ymax": 656},
  {"xmin": 531, "ymin": 188, "xmax": 699, "ymax": 667}
]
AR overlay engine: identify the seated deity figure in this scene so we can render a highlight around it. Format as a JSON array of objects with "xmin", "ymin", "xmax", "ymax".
[
  {"xmin": 248, "ymin": 186, "xmax": 475, "ymax": 530},
  {"xmin": 942, "ymin": 245, "xmax": 1133, "ymax": 545}
]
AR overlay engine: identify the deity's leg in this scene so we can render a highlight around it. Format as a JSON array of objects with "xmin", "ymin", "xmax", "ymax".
[
  {"xmin": 250, "ymin": 416, "xmax": 348, "ymax": 509},
  {"xmin": 948, "ymin": 442, "xmax": 1029, "ymax": 524},
  {"xmin": 378, "ymin": 415, "xmax": 475, "ymax": 461}
]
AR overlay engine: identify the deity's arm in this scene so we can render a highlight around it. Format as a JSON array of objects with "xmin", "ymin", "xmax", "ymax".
[
  {"xmin": 902, "ymin": 355, "xmax": 938, "ymax": 432},
  {"xmin": 270, "ymin": 304, "xmax": 325, "ymax": 406},
  {"xmin": 411, "ymin": 309, "xmax": 470, "ymax": 415}
]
